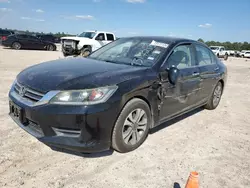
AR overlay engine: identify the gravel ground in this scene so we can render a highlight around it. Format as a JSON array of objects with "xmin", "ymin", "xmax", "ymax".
[{"xmin": 0, "ymin": 46, "xmax": 250, "ymax": 188}]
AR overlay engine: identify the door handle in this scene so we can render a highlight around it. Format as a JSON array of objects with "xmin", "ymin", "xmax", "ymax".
[
  {"xmin": 192, "ymin": 72, "xmax": 200, "ymax": 76},
  {"xmin": 214, "ymin": 67, "xmax": 219, "ymax": 71}
]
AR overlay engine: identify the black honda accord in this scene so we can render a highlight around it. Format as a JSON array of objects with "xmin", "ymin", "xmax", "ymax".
[{"xmin": 8, "ymin": 36, "xmax": 227, "ymax": 153}]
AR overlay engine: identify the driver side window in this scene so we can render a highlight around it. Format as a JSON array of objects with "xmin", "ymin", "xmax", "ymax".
[
  {"xmin": 167, "ymin": 44, "xmax": 194, "ymax": 69},
  {"xmin": 95, "ymin": 33, "xmax": 105, "ymax": 41}
]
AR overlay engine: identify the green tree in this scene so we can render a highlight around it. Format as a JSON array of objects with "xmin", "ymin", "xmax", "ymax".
[{"xmin": 198, "ymin": 38, "xmax": 204, "ymax": 43}]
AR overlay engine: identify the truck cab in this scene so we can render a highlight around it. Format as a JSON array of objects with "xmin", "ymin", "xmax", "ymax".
[{"xmin": 61, "ymin": 30, "xmax": 116, "ymax": 57}]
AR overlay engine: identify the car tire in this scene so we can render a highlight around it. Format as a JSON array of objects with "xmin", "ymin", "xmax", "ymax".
[
  {"xmin": 112, "ymin": 98, "xmax": 151, "ymax": 153},
  {"xmin": 204, "ymin": 81, "xmax": 223, "ymax": 110},
  {"xmin": 80, "ymin": 47, "xmax": 91, "ymax": 57},
  {"xmin": 12, "ymin": 42, "xmax": 21, "ymax": 50},
  {"xmin": 47, "ymin": 44, "xmax": 54, "ymax": 51}
]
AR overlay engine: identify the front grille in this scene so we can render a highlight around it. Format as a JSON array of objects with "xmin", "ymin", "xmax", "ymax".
[{"xmin": 14, "ymin": 82, "xmax": 45, "ymax": 102}]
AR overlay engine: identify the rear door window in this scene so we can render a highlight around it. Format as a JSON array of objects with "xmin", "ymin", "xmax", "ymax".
[{"xmin": 106, "ymin": 34, "xmax": 114, "ymax": 41}]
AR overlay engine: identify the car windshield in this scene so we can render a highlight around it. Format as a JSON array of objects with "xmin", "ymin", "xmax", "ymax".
[
  {"xmin": 78, "ymin": 32, "xmax": 96, "ymax": 39},
  {"xmin": 210, "ymin": 47, "xmax": 219, "ymax": 50},
  {"xmin": 88, "ymin": 38, "xmax": 169, "ymax": 67}
]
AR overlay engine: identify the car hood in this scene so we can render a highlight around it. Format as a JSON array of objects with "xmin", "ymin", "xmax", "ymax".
[
  {"xmin": 17, "ymin": 57, "xmax": 149, "ymax": 93},
  {"xmin": 61, "ymin": 36, "xmax": 90, "ymax": 41}
]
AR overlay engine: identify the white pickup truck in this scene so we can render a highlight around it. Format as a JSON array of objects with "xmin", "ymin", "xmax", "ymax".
[
  {"xmin": 61, "ymin": 30, "xmax": 117, "ymax": 57},
  {"xmin": 209, "ymin": 46, "xmax": 229, "ymax": 60}
]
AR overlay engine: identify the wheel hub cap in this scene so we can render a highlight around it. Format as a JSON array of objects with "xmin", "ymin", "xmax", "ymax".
[{"xmin": 122, "ymin": 108, "xmax": 147, "ymax": 145}]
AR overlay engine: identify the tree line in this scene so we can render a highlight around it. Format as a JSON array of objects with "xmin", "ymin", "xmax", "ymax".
[{"xmin": 198, "ymin": 38, "xmax": 250, "ymax": 51}]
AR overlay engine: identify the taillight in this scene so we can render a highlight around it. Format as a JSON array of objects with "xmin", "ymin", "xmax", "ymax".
[{"xmin": 2, "ymin": 36, "xmax": 7, "ymax": 41}]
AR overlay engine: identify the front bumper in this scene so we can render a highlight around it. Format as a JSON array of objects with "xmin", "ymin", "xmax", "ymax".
[
  {"xmin": 61, "ymin": 40, "xmax": 81, "ymax": 56},
  {"xmin": 9, "ymin": 91, "xmax": 120, "ymax": 153}
]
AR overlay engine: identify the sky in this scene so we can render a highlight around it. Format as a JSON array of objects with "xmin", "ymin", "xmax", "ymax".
[{"xmin": 0, "ymin": 0, "xmax": 250, "ymax": 42}]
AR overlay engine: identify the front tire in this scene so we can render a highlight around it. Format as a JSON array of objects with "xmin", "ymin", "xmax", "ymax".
[
  {"xmin": 112, "ymin": 98, "xmax": 151, "ymax": 153},
  {"xmin": 204, "ymin": 81, "xmax": 223, "ymax": 110},
  {"xmin": 80, "ymin": 47, "xmax": 91, "ymax": 57},
  {"xmin": 12, "ymin": 42, "xmax": 21, "ymax": 50},
  {"xmin": 47, "ymin": 44, "xmax": 54, "ymax": 51}
]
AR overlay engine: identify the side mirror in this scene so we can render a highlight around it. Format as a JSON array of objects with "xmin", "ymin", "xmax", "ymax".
[{"xmin": 168, "ymin": 66, "xmax": 180, "ymax": 85}]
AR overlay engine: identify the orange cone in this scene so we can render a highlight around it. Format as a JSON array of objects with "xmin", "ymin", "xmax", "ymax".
[{"xmin": 185, "ymin": 171, "xmax": 199, "ymax": 188}]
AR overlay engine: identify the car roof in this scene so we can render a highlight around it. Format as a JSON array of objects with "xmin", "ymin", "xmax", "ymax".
[{"xmin": 119, "ymin": 36, "xmax": 198, "ymax": 45}]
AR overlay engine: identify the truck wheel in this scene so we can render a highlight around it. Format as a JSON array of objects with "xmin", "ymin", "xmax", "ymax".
[
  {"xmin": 224, "ymin": 53, "xmax": 228, "ymax": 61},
  {"xmin": 81, "ymin": 47, "xmax": 91, "ymax": 57}
]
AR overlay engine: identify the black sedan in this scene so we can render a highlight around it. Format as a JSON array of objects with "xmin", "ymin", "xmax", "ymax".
[
  {"xmin": 2, "ymin": 34, "xmax": 56, "ymax": 51},
  {"xmin": 8, "ymin": 36, "xmax": 227, "ymax": 153}
]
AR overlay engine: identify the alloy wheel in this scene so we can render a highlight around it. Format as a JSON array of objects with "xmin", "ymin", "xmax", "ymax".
[
  {"xmin": 213, "ymin": 84, "xmax": 222, "ymax": 107},
  {"xmin": 13, "ymin": 42, "xmax": 21, "ymax": 50},
  {"xmin": 122, "ymin": 108, "xmax": 147, "ymax": 145}
]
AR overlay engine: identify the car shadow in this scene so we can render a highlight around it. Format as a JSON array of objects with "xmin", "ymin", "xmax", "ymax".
[
  {"xmin": 150, "ymin": 107, "xmax": 204, "ymax": 134},
  {"xmin": 50, "ymin": 146, "xmax": 114, "ymax": 158},
  {"xmin": 1, "ymin": 47, "xmax": 59, "ymax": 51}
]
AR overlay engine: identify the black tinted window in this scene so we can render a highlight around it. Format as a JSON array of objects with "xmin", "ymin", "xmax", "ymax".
[
  {"xmin": 28, "ymin": 35, "xmax": 39, "ymax": 40},
  {"xmin": 2, "ymin": 30, "xmax": 11, "ymax": 35},
  {"xmin": 95, "ymin": 33, "xmax": 105, "ymax": 41},
  {"xmin": 106, "ymin": 34, "xmax": 114, "ymax": 41},
  {"xmin": 17, "ymin": 34, "xmax": 28, "ymax": 39},
  {"xmin": 167, "ymin": 44, "xmax": 194, "ymax": 69},
  {"xmin": 195, "ymin": 45, "xmax": 213, "ymax": 66}
]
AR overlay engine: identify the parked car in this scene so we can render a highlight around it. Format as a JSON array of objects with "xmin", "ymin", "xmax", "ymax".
[
  {"xmin": 61, "ymin": 30, "xmax": 116, "ymax": 57},
  {"xmin": 243, "ymin": 51, "xmax": 250, "ymax": 58},
  {"xmin": 35, "ymin": 34, "xmax": 61, "ymax": 43},
  {"xmin": 209, "ymin": 46, "xmax": 229, "ymax": 60},
  {"xmin": 240, "ymin": 50, "xmax": 250, "ymax": 58},
  {"xmin": 8, "ymin": 36, "xmax": 227, "ymax": 153},
  {"xmin": 1, "ymin": 34, "xmax": 57, "ymax": 51},
  {"xmin": 0, "ymin": 29, "xmax": 14, "ymax": 43}
]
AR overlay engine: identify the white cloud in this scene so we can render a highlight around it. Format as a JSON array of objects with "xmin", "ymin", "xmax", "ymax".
[
  {"xmin": 198, "ymin": 23, "xmax": 212, "ymax": 28},
  {"xmin": 127, "ymin": 0, "xmax": 145, "ymax": 3},
  {"xmin": 0, "ymin": 7, "xmax": 12, "ymax": 11},
  {"xmin": 34, "ymin": 19, "xmax": 45, "ymax": 22},
  {"xmin": 21, "ymin": 16, "xmax": 31, "ymax": 20},
  {"xmin": 35, "ymin": 9, "xmax": 44, "ymax": 13},
  {"xmin": 0, "ymin": 0, "xmax": 10, "ymax": 3},
  {"xmin": 61, "ymin": 15, "xmax": 95, "ymax": 20},
  {"xmin": 75, "ymin": 15, "xmax": 94, "ymax": 20}
]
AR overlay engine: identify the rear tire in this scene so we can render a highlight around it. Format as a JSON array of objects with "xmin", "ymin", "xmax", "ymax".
[
  {"xmin": 112, "ymin": 98, "xmax": 151, "ymax": 153},
  {"xmin": 224, "ymin": 53, "xmax": 228, "ymax": 61},
  {"xmin": 12, "ymin": 42, "xmax": 21, "ymax": 50},
  {"xmin": 204, "ymin": 81, "xmax": 223, "ymax": 110}
]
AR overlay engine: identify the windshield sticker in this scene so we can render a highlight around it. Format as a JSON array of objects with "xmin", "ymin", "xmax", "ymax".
[
  {"xmin": 150, "ymin": 40, "xmax": 169, "ymax": 48},
  {"xmin": 152, "ymin": 50, "xmax": 161, "ymax": 54},
  {"xmin": 147, "ymin": 57, "xmax": 155, "ymax": 60}
]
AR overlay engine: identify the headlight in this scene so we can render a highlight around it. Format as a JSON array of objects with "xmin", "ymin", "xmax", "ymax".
[{"xmin": 49, "ymin": 85, "xmax": 118, "ymax": 105}]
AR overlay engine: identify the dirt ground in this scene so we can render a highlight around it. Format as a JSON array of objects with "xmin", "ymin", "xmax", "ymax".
[{"xmin": 0, "ymin": 46, "xmax": 250, "ymax": 188}]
